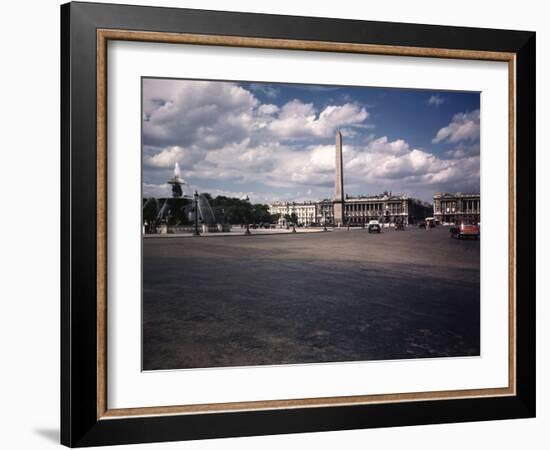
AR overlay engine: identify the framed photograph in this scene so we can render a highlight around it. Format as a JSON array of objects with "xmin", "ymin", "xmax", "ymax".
[{"xmin": 61, "ymin": 1, "xmax": 536, "ymax": 447}]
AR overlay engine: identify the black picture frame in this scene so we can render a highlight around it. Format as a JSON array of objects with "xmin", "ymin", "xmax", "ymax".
[{"xmin": 61, "ymin": 1, "xmax": 536, "ymax": 447}]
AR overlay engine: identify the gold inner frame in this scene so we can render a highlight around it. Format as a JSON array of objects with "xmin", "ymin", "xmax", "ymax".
[{"xmin": 96, "ymin": 29, "xmax": 517, "ymax": 420}]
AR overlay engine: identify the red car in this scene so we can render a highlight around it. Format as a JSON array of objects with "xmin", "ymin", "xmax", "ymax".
[{"xmin": 450, "ymin": 223, "xmax": 480, "ymax": 239}]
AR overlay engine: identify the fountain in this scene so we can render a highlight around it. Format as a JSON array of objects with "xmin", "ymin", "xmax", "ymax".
[
  {"xmin": 197, "ymin": 194, "xmax": 216, "ymax": 224},
  {"xmin": 143, "ymin": 162, "xmax": 230, "ymax": 235}
]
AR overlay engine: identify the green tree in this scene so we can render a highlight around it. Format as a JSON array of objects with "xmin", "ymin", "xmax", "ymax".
[
  {"xmin": 270, "ymin": 213, "xmax": 281, "ymax": 224},
  {"xmin": 251, "ymin": 203, "xmax": 271, "ymax": 223},
  {"xmin": 284, "ymin": 212, "xmax": 298, "ymax": 225}
]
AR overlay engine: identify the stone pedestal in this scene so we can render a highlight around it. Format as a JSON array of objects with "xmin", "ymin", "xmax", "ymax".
[{"xmin": 334, "ymin": 201, "xmax": 344, "ymax": 226}]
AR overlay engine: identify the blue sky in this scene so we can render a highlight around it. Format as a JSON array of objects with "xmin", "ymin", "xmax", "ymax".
[{"xmin": 143, "ymin": 78, "xmax": 480, "ymax": 204}]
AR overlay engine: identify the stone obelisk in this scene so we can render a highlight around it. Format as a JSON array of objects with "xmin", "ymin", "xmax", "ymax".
[{"xmin": 333, "ymin": 131, "xmax": 345, "ymax": 225}]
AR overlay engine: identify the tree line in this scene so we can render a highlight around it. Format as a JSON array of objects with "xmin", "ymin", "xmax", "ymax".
[
  {"xmin": 203, "ymin": 194, "xmax": 281, "ymax": 225},
  {"xmin": 143, "ymin": 194, "xmax": 281, "ymax": 226}
]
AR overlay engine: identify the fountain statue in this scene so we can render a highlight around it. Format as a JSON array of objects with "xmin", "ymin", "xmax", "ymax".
[{"xmin": 167, "ymin": 162, "xmax": 185, "ymax": 198}]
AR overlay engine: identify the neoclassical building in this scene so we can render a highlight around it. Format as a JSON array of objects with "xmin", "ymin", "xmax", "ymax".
[
  {"xmin": 343, "ymin": 193, "xmax": 432, "ymax": 225},
  {"xmin": 433, "ymin": 192, "xmax": 480, "ymax": 224},
  {"xmin": 269, "ymin": 193, "xmax": 432, "ymax": 226},
  {"xmin": 269, "ymin": 201, "xmax": 317, "ymax": 226}
]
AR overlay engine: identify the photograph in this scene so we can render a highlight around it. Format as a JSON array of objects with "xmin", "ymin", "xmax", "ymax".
[
  {"xmin": 55, "ymin": 1, "xmax": 537, "ymax": 447},
  {"xmin": 141, "ymin": 78, "xmax": 482, "ymax": 370}
]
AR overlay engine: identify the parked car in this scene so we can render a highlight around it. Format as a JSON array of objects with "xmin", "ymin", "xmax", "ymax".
[
  {"xmin": 426, "ymin": 218, "xmax": 436, "ymax": 228},
  {"xmin": 368, "ymin": 220, "xmax": 381, "ymax": 233},
  {"xmin": 418, "ymin": 221, "xmax": 426, "ymax": 229},
  {"xmin": 394, "ymin": 222, "xmax": 405, "ymax": 231},
  {"xmin": 450, "ymin": 223, "xmax": 480, "ymax": 239}
]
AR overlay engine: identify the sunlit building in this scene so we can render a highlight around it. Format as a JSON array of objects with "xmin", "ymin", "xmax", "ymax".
[
  {"xmin": 344, "ymin": 193, "xmax": 432, "ymax": 225},
  {"xmin": 433, "ymin": 192, "xmax": 480, "ymax": 224},
  {"xmin": 269, "ymin": 201, "xmax": 317, "ymax": 226}
]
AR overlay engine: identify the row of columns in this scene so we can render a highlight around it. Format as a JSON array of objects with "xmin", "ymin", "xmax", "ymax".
[
  {"xmin": 345, "ymin": 202, "xmax": 405, "ymax": 215},
  {"xmin": 438, "ymin": 199, "xmax": 480, "ymax": 214}
]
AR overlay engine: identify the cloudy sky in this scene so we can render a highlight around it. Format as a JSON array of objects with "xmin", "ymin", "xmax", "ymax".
[{"xmin": 142, "ymin": 78, "xmax": 480, "ymax": 204}]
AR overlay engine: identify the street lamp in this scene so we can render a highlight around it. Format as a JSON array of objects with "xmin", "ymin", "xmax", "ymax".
[
  {"xmin": 244, "ymin": 203, "xmax": 252, "ymax": 235},
  {"xmin": 193, "ymin": 190, "xmax": 200, "ymax": 236}
]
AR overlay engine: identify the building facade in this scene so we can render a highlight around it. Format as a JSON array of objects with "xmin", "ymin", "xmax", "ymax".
[
  {"xmin": 344, "ymin": 193, "xmax": 432, "ymax": 225},
  {"xmin": 433, "ymin": 192, "xmax": 480, "ymax": 224},
  {"xmin": 269, "ymin": 201, "xmax": 317, "ymax": 226},
  {"xmin": 269, "ymin": 193, "xmax": 432, "ymax": 226}
]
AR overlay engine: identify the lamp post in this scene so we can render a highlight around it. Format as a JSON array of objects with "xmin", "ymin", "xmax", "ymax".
[
  {"xmin": 244, "ymin": 202, "xmax": 252, "ymax": 235},
  {"xmin": 323, "ymin": 210, "xmax": 328, "ymax": 232},
  {"xmin": 193, "ymin": 190, "xmax": 200, "ymax": 236}
]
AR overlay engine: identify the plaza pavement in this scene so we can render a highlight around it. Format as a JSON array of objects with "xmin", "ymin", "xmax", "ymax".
[
  {"xmin": 143, "ymin": 226, "xmax": 326, "ymax": 238},
  {"xmin": 142, "ymin": 226, "xmax": 480, "ymax": 370}
]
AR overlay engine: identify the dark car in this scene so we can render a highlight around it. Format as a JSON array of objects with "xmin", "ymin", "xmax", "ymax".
[
  {"xmin": 394, "ymin": 222, "xmax": 405, "ymax": 231},
  {"xmin": 418, "ymin": 221, "xmax": 426, "ymax": 229},
  {"xmin": 368, "ymin": 220, "xmax": 381, "ymax": 233},
  {"xmin": 450, "ymin": 223, "xmax": 480, "ymax": 239}
]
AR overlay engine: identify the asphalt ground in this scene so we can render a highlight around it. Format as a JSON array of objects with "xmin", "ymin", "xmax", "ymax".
[{"xmin": 142, "ymin": 226, "xmax": 480, "ymax": 370}]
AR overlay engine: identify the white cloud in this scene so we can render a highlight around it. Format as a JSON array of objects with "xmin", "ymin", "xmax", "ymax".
[
  {"xmin": 267, "ymin": 100, "xmax": 368, "ymax": 140},
  {"xmin": 428, "ymin": 94, "xmax": 444, "ymax": 106},
  {"xmin": 143, "ymin": 80, "xmax": 369, "ymax": 150},
  {"xmin": 145, "ymin": 135, "xmax": 478, "ymax": 199},
  {"xmin": 308, "ymin": 145, "xmax": 336, "ymax": 171},
  {"xmin": 342, "ymin": 135, "xmax": 479, "ymax": 190},
  {"xmin": 367, "ymin": 136, "xmax": 410, "ymax": 155},
  {"xmin": 143, "ymin": 79, "xmax": 259, "ymax": 149},
  {"xmin": 201, "ymin": 139, "xmax": 276, "ymax": 174},
  {"xmin": 143, "ymin": 183, "xmax": 171, "ymax": 198},
  {"xmin": 142, "ymin": 79, "xmax": 478, "ymax": 202},
  {"xmin": 144, "ymin": 146, "xmax": 191, "ymax": 169},
  {"xmin": 444, "ymin": 143, "xmax": 480, "ymax": 159},
  {"xmin": 432, "ymin": 109, "xmax": 480, "ymax": 144},
  {"xmin": 258, "ymin": 104, "xmax": 279, "ymax": 115},
  {"xmin": 369, "ymin": 149, "xmax": 445, "ymax": 180}
]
